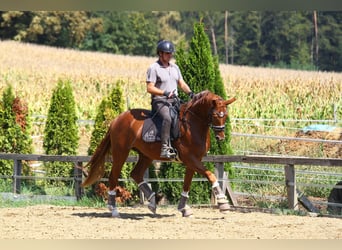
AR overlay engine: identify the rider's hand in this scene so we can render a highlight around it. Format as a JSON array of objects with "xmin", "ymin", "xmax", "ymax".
[{"xmin": 163, "ymin": 91, "xmax": 175, "ymax": 99}]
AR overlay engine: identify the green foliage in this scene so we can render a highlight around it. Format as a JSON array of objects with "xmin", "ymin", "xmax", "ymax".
[
  {"xmin": 259, "ymin": 11, "xmax": 312, "ymax": 68},
  {"xmin": 0, "ymin": 85, "xmax": 33, "ymax": 176},
  {"xmin": 80, "ymin": 11, "xmax": 158, "ymax": 56},
  {"xmin": 86, "ymin": 81, "xmax": 138, "ymax": 195},
  {"xmin": 0, "ymin": 11, "xmax": 103, "ymax": 48},
  {"xmin": 231, "ymin": 11, "xmax": 263, "ymax": 66},
  {"xmin": 1, "ymin": 11, "xmax": 341, "ymax": 71},
  {"xmin": 43, "ymin": 80, "xmax": 79, "ymax": 180},
  {"xmin": 88, "ymin": 81, "xmax": 125, "ymax": 155},
  {"xmin": 315, "ymin": 12, "xmax": 342, "ymax": 71},
  {"xmin": 177, "ymin": 22, "xmax": 215, "ymax": 95}
]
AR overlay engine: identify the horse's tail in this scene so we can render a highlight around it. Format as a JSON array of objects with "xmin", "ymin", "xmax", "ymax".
[{"xmin": 81, "ymin": 129, "xmax": 111, "ymax": 187}]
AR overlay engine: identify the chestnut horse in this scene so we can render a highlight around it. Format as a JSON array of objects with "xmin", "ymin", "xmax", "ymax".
[{"xmin": 82, "ymin": 90, "xmax": 236, "ymax": 217}]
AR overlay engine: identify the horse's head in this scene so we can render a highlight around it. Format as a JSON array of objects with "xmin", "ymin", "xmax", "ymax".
[
  {"xmin": 184, "ymin": 90, "xmax": 236, "ymax": 141},
  {"xmin": 210, "ymin": 96, "xmax": 236, "ymax": 141}
]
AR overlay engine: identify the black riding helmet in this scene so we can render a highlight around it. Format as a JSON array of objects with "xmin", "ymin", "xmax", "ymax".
[{"xmin": 156, "ymin": 40, "xmax": 175, "ymax": 55}]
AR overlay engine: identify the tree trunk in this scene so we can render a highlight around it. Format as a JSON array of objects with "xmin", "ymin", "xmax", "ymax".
[
  {"xmin": 206, "ymin": 13, "xmax": 217, "ymax": 55},
  {"xmin": 225, "ymin": 10, "xmax": 229, "ymax": 64},
  {"xmin": 313, "ymin": 10, "xmax": 319, "ymax": 67},
  {"xmin": 211, "ymin": 27, "xmax": 217, "ymax": 55}
]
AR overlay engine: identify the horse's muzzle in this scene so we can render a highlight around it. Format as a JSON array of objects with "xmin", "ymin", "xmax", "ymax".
[
  {"xmin": 212, "ymin": 125, "xmax": 226, "ymax": 141},
  {"xmin": 215, "ymin": 133, "xmax": 225, "ymax": 141}
]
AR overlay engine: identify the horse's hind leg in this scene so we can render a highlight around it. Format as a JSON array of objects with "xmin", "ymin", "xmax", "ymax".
[
  {"xmin": 177, "ymin": 168, "xmax": 195, "ymax": 217},
  {"xmin": 107, "ymin": 149, "xmax": 130, "ymax": 218},
  {"xmin": 130, "ymin": 154, "xmax": 156, "ymax": 214}
]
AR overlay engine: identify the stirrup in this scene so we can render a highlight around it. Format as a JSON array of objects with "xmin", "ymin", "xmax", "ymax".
[{"xmin": 160, "ymin": 147, "xmax": 176, "ymax": 159}]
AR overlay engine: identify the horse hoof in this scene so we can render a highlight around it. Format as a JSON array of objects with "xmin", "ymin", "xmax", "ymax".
[
  {"xmin": 148, "ymin": 204, "xmax": 157, "ymax": 214},
  {"xmin": 218, "ymin": 202, "xmax": 230, "ymax": 213},
  {"xmin": 182, "ymin": 210, "xmax": 193, "ymax": 217},
  {"xmin": 111, "ymin": 209, "xmax": 121, "ymax": 218},
  {"xmin": 108, "ymin": 205, "xmax": 120, "ymax": 217},
  {"xmin": 179, "ymin": 206, "xmax": 193, "ymax": 217},
  {"xmin": 220, "ymin": 209, "xmax": 230, "ymax": 214}
]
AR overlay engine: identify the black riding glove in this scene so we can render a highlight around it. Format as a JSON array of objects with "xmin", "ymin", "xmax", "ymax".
[{"xmin": 188, "ymin": 92, "xmax": 194, "ymax": 99}]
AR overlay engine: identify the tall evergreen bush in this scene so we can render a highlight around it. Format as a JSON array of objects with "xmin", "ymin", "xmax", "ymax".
[
  {"xmin": 0, "ymin": 85, "xmax": 33, "ymax": 176},
  {"xmin": 43, "ymin": 80, "xmax": 79, "ymax": 181},
  {"xmin": 88, "ymin": 81, "xmax": 125, "ymax": 155},
  {"xmin": 86, "ymin": 81, "xmax": 139, "ymax": 198}
]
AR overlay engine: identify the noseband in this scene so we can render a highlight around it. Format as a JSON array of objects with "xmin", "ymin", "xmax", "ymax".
[{"xmin": 209, "ymin": 109, "xmax": 227, "ymax": 132}]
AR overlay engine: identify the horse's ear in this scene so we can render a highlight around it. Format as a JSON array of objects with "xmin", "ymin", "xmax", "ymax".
[{"xmin": 225, "ymin": 97, "xmax": 236, "ymax": 105}]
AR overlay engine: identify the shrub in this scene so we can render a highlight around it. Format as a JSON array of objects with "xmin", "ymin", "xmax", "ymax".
[
  {"xmin": 0, "ymin": 85, "xmax": 33, "ymax": 176},
  {"xmin": 43, "ymin": 79, "xmax": 79, "ymax": 182},
  {"xmin": 86, "ymin": 81, "xmax": 139, "ymax": 199},
  {"xmin": 88, "ymin": 81, "xmax": 125, "ymax": 155}
]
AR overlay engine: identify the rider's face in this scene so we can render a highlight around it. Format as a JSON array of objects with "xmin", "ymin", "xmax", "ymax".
[{"xmin": 160, "ymin": 52, "xmax": 172, "ymax": 62}]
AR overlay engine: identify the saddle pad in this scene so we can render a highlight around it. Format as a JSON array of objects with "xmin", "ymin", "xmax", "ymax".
[
  {"xmin": 142, "ymin": 109, "xmax": 180, "ymax": 143},
  {"xmin": 142, "ymin": 117, "xmax": 162, "ymax": 143}
]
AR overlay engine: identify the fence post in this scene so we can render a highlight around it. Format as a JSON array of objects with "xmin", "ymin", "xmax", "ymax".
[
  {"xmin": 74, "ymin": 161, "xmax": 84, "ymax": 200},
  {"xmin": 284, "ymin": 164, "xmax": 298, "ymax": 210},
  {"xmin": 13, "ymin": 159, "xmax": 22, "ymax": 194}
]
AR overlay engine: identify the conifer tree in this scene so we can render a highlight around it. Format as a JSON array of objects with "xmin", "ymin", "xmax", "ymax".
[
  {"xmin": 0, "ymin": 85, "xmax": 33, "ymax": 176},
  {"xmin": 176, "ymin": 22, "xmax": 215, "ymax": 100},
  {"xmin": 88, "ymin": 81, "xmax": 125, "ymax": 155},
  {"xmin": 209, "ymin": 55, "xmax": 233, "ymax": 157},
  {"xmin": 86, "ymin": 81, "xmax": 139, "ymax": 196},
  {"xmin": 177, "ymin": 22, "xmax": 234, "ymax": 162},
  {"xmin": 43, "ymin": 80, "xmax": 79, "ymax": 180}
]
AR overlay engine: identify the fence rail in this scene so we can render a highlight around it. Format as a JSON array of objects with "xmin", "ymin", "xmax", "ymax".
[{"xmin": 1, "ymin": 153, "xmax": 342, "ymax": 212}]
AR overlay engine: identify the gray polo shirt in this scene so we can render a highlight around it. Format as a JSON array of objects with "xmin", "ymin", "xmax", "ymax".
[{"xmin": 146, "ymin": 60, "xmax": 183, "ymax": 100}]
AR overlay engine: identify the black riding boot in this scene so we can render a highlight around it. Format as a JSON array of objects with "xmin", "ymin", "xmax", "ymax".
[{"xmin": 160, "ymin": 119, "xmax": 176, "ymax": 159}]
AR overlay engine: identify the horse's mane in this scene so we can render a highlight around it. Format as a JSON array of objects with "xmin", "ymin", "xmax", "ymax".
[{"xmin": 187, "ymin": 90, "xmax": 215, "ymax": 108}]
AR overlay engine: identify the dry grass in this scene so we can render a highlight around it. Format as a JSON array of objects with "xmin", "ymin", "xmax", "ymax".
[{"xmin": 0, "ymin": 40, "xmax": 152, "ymax": 119}]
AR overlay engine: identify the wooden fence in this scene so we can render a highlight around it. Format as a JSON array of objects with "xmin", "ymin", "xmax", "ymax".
[{"xmin": 0, "ymin": 153, "xmax": 342, "ymax": 211}]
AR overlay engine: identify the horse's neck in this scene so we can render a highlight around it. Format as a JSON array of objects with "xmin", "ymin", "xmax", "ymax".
[{"xmin": 181, "ymin": 101, "xmax": 211, "ymax": 132}]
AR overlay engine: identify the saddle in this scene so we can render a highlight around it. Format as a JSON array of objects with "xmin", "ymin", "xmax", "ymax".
[{"xmin": 142, "ymin": 101, "xmax": 180, "ymax": 143}]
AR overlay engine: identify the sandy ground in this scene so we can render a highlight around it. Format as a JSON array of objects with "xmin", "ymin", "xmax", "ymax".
[{"xmin": 0, "ymin": 205, "xmax": 341, "ymax": 239}]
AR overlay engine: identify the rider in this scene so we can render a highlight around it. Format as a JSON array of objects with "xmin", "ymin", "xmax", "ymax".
[{"xmin": 146, "ymin": 40, "xmax": 194, "ymax": 159}]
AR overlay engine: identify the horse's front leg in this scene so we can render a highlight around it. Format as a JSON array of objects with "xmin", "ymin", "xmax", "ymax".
[
  {"xmin": 212, "ymin": 180, "xmax": 230, "ymax": 213},
  {"xmin": 184, "ymin": 160, "xmax": 230, "ymax": 214},
  {"xmin": 178, "ymin": 168, "xmax": 194, "ymax": 217},
  {"xmin": 202, "ymin": 168, "xmax": 230, "ymax": 212}
]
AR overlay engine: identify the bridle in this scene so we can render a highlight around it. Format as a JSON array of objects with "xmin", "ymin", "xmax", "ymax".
[
  {"xmin": 209, "ymin": 109, "xmax": 228, "ymax": 133},
  {"xmin": 182, "ymin": 99, "xmax": 228, "ymax": 133}
]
